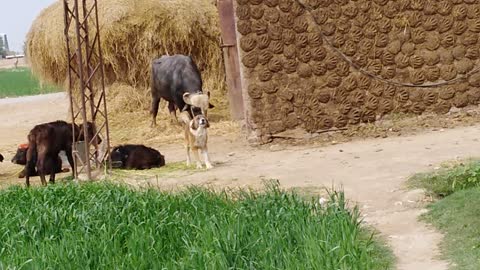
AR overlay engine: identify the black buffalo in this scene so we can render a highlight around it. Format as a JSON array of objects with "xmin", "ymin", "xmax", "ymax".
[
  {"xmin": 150, "ymin": 54, "xmax": 214, "ymax": 127},
  {"xmin": 110, "ymin": 144, "xmax": 165, "ymax": 170}
]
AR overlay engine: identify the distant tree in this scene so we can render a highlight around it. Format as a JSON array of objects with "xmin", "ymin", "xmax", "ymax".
[
  {"xmin": 0, "ymin": 38, "xmax": 4, "ymax": 58},
  {"xmin": 23, "ymin": 41, "xmax": 28, "ymax": 63}
]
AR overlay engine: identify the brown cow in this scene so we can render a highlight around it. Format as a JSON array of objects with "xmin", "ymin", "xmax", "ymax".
[{"xmin": 25, "ymin": 120, "xmax": 97, "ymax": 186}]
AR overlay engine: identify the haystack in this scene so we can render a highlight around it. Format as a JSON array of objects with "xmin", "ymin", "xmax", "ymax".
[{"xmin": 25, "ymin": 0, "xmax": 227, "ymax": 114}]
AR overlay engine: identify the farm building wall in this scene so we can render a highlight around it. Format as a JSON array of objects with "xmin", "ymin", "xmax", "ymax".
[{"xmin": 233, "ymin": 0, "xmax": 480, "ymax": 142}]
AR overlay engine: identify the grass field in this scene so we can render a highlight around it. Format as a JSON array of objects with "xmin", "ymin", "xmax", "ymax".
[
  {"xmin": 409, "ymin": 159, "xmax": 480, "ymax": 197},
  {"xmin": 409, "ymin": 160, "xmax": 480, "ymax": 269},
  {"xmin": 0, "ymin": 68, "xmax": 60, "ymax": 98},
  {"xmin": 0, "ymin": 181, "xmax": 393, "ymax": 269},
  {"xmin": 422, "ymin": 188, "xmax": 480, "ymax": 270}
]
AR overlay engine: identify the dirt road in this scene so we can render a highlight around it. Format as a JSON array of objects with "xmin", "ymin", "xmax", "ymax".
[{"xmin": 3, "ymin": 93, "xmax": 478, "ymax": 269}]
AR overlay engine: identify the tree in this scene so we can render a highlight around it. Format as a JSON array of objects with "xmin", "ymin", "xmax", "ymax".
[{"xmin": 0, "ymin": 37, "xmax": 4, "ymax": 58}]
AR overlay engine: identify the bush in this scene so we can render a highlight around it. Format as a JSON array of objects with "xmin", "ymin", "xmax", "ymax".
[{"xmin": 409, "ymin": 160, "xmax": 480, "ymax": 197}]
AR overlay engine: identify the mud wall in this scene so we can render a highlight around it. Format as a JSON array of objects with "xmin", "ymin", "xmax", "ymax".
[{"xmin": 234, "ymin": 0, "xmax": 480, "ymax": 141}]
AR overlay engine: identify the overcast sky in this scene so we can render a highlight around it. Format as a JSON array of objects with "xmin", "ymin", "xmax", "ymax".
[{"xmin": 0, "ymin": 0, "xmax": 56, "ymax": 52}]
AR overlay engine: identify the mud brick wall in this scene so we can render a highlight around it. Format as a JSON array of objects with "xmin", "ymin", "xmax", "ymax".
[{"xmin": 234, "ymin": 0, "xmax": 480, "ymax": 141}]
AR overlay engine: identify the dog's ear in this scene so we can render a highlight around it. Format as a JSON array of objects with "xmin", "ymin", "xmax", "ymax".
[
  {"xmin": 205, "ymin": 118, "xmax": 210, "ymax": 128},
  {"xmin": 183, "ymin": 92, "xmax": 193, "ymax": 105},
  {"xmin": 179, "ymin": 111, "xmax": 191, "ymax": 125}
]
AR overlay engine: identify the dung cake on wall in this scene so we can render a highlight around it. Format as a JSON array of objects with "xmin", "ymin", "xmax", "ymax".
[{"xmin": 235, "ymin": 0, "xmax": 480, "ymax": 142}]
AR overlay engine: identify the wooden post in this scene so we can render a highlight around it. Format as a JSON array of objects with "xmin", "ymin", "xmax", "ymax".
[{"xmin": 217, "ymin": 0, "xmax": 245, "ymax": 120}]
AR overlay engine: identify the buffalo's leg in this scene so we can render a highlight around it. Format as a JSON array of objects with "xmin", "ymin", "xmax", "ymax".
[
  {"xmin": 36, "ymin": 154, "xmax": 47, "ymax": 186},
  {"xmin": 25, "ymin": 144, "xmax": 36, "ymax": 187},
  {"xmin": 65, "ymin": 147, "xmax": 75, "ymax": 178},
  {"xmin": 47, "ymin": 156, "xmax": 56, "ymax": 184},
  {"xmin": 167, "ymin": 102, "xmax": 179, "ymax": 125},
  {"xmin": 151, "ymin": 96, "xmax": 161, "ymax": 127},
  {"xmin": 49, "ymin": 173, "xmax": 56, "ymax": 184},
  {"xmin": 25, "ymin": 170, "xmax": 31, "ymax": 187}
]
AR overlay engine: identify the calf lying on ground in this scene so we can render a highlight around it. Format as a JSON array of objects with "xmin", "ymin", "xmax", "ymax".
[
  {"xmin": 110, "ymin": 144, "xmax": 165, "ymax": 170},
  {"xmin": 11, "ymin": 144, "xmax": 68, "ymax": 178},
  {"xmin": 180, "ymin": 112, "xmax": 213, "ymax": 169}
]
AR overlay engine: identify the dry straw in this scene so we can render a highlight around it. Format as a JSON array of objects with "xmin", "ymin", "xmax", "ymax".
[
  {"xmin": 26, "ymin": 0, "xmax": 227, "ymax": 114},
  {"xmin": 25, "ymin": 0, "xmax": 234, "ymax": 144}
]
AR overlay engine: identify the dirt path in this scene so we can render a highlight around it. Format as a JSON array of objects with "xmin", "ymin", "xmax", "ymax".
[
  {"xmin": 4, "ymin": 93, "xmax": 479, "ymax": 269},
  {"xmin": 161, "ymin": 127, "xmax": 480, "ymax": 270},
  {"xmin": 0, "ymin": 93, "xmax": 69, "ymax": 152}
]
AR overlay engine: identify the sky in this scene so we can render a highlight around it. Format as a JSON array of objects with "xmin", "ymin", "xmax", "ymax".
[{"xmin": 0, "ymin": 0, "xmax": 56, "ymax": 52}]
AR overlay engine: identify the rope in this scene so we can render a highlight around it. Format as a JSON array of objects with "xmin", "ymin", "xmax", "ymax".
[
  {"xmin": 295, "ymin": 0, "xmax": 479, "ymax": 88},
  {"xmin": 9, "ymin": 167, "xmax": 24, "ymax": 178}
]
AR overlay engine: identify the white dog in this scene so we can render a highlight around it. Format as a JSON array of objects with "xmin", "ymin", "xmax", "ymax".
[{"xmin": 180, "ymin": 112, "xmax": 213, "ymax": 169}]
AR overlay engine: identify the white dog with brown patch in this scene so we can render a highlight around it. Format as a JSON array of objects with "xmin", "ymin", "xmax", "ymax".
[{"xmin": 180, "ymin": 112, "xmax": 213, "ymax": 169}]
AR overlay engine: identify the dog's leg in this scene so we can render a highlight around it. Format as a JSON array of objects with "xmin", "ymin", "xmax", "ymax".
[
  {"xmin": 186, "ymin": 145, "xmax": 192, "ymax": 166},
  {"xmin": 185, "ymin": 127, "xmax": 192, "ymax": 167},
  {"xmin": 201, "ymin": 147, "xmax": 213, "ymax": 169},
  {"xmin": 192, "ymin": 147, "xmax": 203, "ymax": 169}
]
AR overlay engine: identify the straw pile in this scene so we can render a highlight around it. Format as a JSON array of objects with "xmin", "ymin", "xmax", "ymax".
[
  {"xmin": 25, "ymin": 0, "xmax": 234, "ymax": 144},
  {"xmin": 26, "ymin": 0, "xmax": 226, "ymax": 107}
]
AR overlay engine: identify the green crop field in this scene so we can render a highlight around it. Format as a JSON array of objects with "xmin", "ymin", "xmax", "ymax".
[
  {"xmin": 0, "ymin": 68, "xmax": 60, "ymax": 98},
  {"xmin": 0, "ymin": 181, "xmax": 392, "ymax": 269},
  {"xmin": 409, "ymin": 160, "xmax": 480, "ymax": 269}
]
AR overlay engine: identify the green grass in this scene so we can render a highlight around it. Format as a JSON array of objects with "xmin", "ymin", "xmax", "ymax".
[
  {"xmin": 111, "ymin": 161, "xmax": 195, "ymax": 178},
  {"xmin": 0, "ymin": 68, "xmax": 60, "ymax": 98},
  {"xmin": 422, "ymin": 187, "xmax": 480, "ymax": 270},
  {"xmin": 408, "ymin": 159, "xmax": 480, "ymax": 197},
  {"xmin": 0, "ymin": 181, "xmax": 393, "ymax": 269},
  {"xmin": 408, "ymin": 160, "xmax": 480, "ymax": 269}
]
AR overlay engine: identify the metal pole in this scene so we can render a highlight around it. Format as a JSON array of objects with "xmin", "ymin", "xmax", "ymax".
[{"xmin": 63, "ymin": 0, "xmax": 111, "ymax": 180}]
